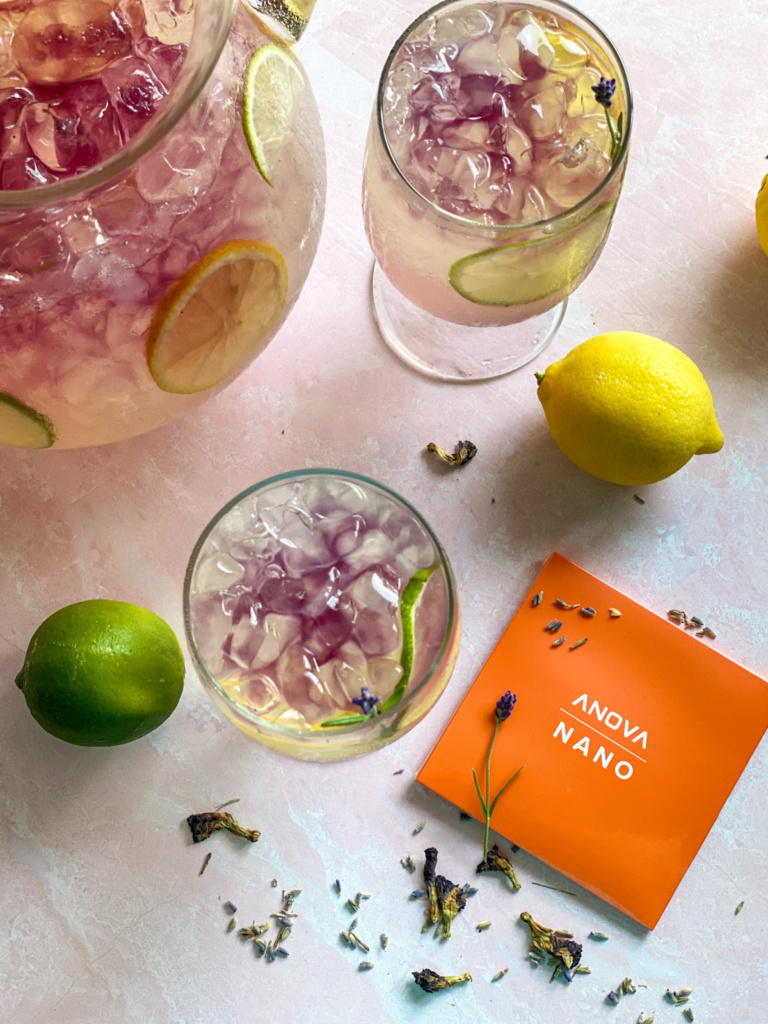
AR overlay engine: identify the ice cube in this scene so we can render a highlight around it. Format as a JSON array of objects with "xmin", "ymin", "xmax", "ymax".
[
  {"xmin": 496, "ymin": 25, "xmax": 524, "ymax": 83},
  {"xmin": 303, "ymin": 599, "xmax": 356, "ymax": 661},
  {"xmin": 542, "ymin": 138, "xmax": 610, "ymax": 208},
  {"xmin": 368, "ymin": 656, "xmax": 403, "ymax": 700},
  {"xmin": 276, "ymin": 643, "xmax": 333, "ymax": 723},
  {"xmin": 520, "ymin": 183, "xmax": 551, "ymax": 223},
  {"xmin": 318, "ymin": 640, "xmax": 371, "ymax": 704},
  {"xmin": 136, "ymin": 36, "xmax": 186, "ymax": 90},
  {"xmin": 188, "ymin": 591, "xmax": 232, "ymax": 670},
  {"xmin": 504, "ymin": 121, "xmax": 533, "ymax": 174},
  {"xmin": 399, "ymin": 39, "xmax": 457, "ymax": 76},
  {"xmin": 513, "ymin": 11, "xmax": 555, "ymax": 79},
  {"xmin": 566, "ymin": 67, "xmax": 602, "ymax": 117},
  {"xmin": 456, "ymin": 73, "xmax": 496, "ymax": 118},
  {"xmin": 242, "ymin": 674, "xmax": 281, "ymax": 716},
  {"xmin": 517, "ymin": 82, "xmax": 566, "ymax": 140},
  {"xmin": 440, "ymin": 120, "xmax": 489, "ymax": 149},
  {"xmin": 194, "ymin": 553, "xmax": 245, "ymax": 593},
  {"xmin": 547, "ymin": 29, "xmax": 590, "ymax": 70},
  {"xmin": 241, "ymin": 612, "xmax": 301, "ymax": 672},
  {"xmin": 343, "ymin": 529, "xmax": 396, "ymax": 576},
  {"xmin": 563, "ymin": 113, "xmax": 611, "ymax": 153},
  {"xmin": 349, "ymin": 566, "xmax": 401, "ymax": 612},
  {"xmin": 322, "ymin": 512, "xmax": 366, "ymax": 558},
  {"xmin": 101, "ymin": 55, "xmax": 167, "ymax": 138},
  {"xmin": 12, "ymin": 0, "xmax": 132, "ymax": 85},
  {"xmin": 1, "ymin": 153, "xmax": 55, "ymax": 190}
]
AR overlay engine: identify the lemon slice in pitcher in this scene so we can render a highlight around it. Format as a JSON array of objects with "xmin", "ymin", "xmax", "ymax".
[
  {"xmin": 449, "ymin": 201, "xmax": 614, "ymax": 307},
  {"xmin": 0, "ymin": 392, "xmax": 55, "ymax": 448},
  {"xmin": 243, "ymin": 43, "xmax": 304, "ymax": 187},
  {"xmin": 147, "ymin": 239, "xmax": 288, "ymax": 395}
]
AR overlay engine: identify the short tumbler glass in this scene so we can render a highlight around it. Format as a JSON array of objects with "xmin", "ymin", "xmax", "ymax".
[
  {"xmin": 362, "ymin": 0, "xmax": 632, "ymax": 381},
  {"xmin": 184, "ymin": 469, "xmax": 461, "ymax": 761}
]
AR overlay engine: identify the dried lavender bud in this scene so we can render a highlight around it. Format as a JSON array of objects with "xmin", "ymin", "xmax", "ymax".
[
  {"xmin": 589, "ymin": 931, "xmax": 610, "ymax": 941},
  {"xmin": 275, "ymin": 947, "xmax": 290, "ymax": 958},
  {"xmin": 411, "ymin": 889, "xmax": 427, "ymax": 899},
  {"xmin": 199, "ymin": 852, "xmax": 212, "ymax": 875},
  {"xmin": 334, "ymin": 879, "xmax": 341, "ymax": 895},
  {"xmin": 606, "ymin": 988, "xmax": 622, "ymax": 1005},
  {"xmin": 569, "ymin": 637, "xmax": 589, "ymax": 650},
  {"xmin": 380, "ymin": 934, "xmax": 388, "ymax": 950},
  {"xmin": 351, "ymin": 933, "xmax": 370, "ymax": 953},
  {"xmin": 401, "ymin": 855, "xmax": 417, "ymax": 872},
  {"xmin": 413, "ymin": 821, "xmax": 427, "ymax": 835},
  {"xmin": 551, "ymin": 636, "xmax": 566, "ymax": 647},
  {"xmin": 632, "ymin": 493, "xmax": 645, "ymax": 504},
  {"xmin": 735, "ymin": 900, "xmax": 745, "ymax": 915},
  {"xmin": 636, "ymin": 1014, "xmax": 655, "ymax": 1024},
  {"xmin": 477, "ymin": 844, "xmax": 520, "ymax": 890},
  {"xmin": 621, "ymin": 978, "xmax": 637, "ymax": 995},
  {"xmin": 581, "ymin": 606, "xmax": 596, "ymax": 617},
  {"xmin": 223, "ymin": 902, "xmax": 237, "ymax": 915},
  {"xmin": 226, "ymin": 917, "xmax": 237, "ymax": 933},
  {"xmin": 238, "ymin": 922, "xmax": 270, "ymax": 940},
  {"xmin": 426, "ymin": 440, "xmax": 477, "ymax": 467},
  {"xmin": 254, "ymin": 939, "xmax": 267, "ymax": 956},
  {"xmin": 393, "ymin": 768, "xmax": 405, "ymax": 775},
  {"xmin": 532, "ymin": 591, "xmax": 543, "ymax": 606},
  {"xmin": 609, "ymin": 608, "xmax": 622, "ymax": 618},
  {"xmin": 476, "ymin": 920, "xmax": 491, "ymax": 931},
  {"xmin": 412, "ymin": 968, "xmax": 472, "ymax": 992},
  {"xmin": 544, "ymin": 619, "xmax": 563, "ymax": 633},
  {"xmin": 359, "ymin": 961, "xmax": 374, "ymax": 970},
  {"xmin": 555, "ymin": 598, "xmax": 579, "ymax": 609},
  {"xmin": 186, "ymin": 811, "xmax": 260, "ymax": 844},
  {"xmin": 683, "ymin": 1010, "xmax": 694, "ymax": 1022},
  {"xmin": 491, "ymin": 968, "xmax": 509, "ymax": 982}
]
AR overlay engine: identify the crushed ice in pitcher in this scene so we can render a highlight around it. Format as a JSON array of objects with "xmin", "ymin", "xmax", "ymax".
[
  {"xmin": 383, "ymin": 2, "xmax": 618, "ymax": 225},
  {"xmin": 188, "ymin": 477, "xmax": 451, "ymax": 730}
]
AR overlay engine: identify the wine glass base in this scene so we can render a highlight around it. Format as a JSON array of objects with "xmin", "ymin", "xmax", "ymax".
[{"xmin": 371, "ymin": 261, "xmax": 566, "ymax": 382}]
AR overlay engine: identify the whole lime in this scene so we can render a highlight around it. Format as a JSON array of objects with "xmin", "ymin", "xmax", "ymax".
[
  {"xmin": 536, "ymin": 332, "xmax": 724, "ymax": 486},
  {"xmin": 15, "ymin": 600, "xmax": 185, "ymax": 746}
]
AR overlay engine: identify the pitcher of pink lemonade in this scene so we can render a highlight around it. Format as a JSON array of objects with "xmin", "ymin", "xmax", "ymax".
[{"xmin": 0, "ymin": 0, "xmax": 326, "ymax": 449}]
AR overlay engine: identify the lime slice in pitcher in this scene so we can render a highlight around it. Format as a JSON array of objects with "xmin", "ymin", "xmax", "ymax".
[
  {"xmin": 449, "ymin": 201, "xmax": 615, "ymax": 307},
  {"xmin": 147, "ymin": 239, "xmax": 288, "ymax": 394},
  {"xmin": 0, "ymin": 392, "xmax": 55, "ymax": 448},
  {"xmin": 242, "ymin": 43, "xmax": 305, "ymax": 187}
]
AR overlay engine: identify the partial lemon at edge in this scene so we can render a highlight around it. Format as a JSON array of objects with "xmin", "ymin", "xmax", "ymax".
[
  {"xmin": 536, "ymin": 332, "xmax": 724, "ymax": 486},
  {"xmin": 147, "ymin": 239, "xmax": 288, "ymax": 395}
]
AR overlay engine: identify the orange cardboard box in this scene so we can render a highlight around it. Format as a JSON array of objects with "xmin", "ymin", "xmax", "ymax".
[{"xmin": 417, "ymin": 553, "xmax": 768, "ymax": 928}]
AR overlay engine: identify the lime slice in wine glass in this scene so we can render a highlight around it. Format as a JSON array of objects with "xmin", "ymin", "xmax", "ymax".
[{"xmin": 0, "ymin": 392, "xmax": 55, "ymax": 448}]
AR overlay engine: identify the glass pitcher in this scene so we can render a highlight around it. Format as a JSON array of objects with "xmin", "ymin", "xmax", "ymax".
[{"xmin": 0, "ymin": 0, "xmax": 326, "ymax": 449}]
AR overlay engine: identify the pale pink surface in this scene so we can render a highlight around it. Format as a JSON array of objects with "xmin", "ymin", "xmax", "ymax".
[{"xmin": 1, "ymin": 1, "xmax": 767, "ymax": 1021}]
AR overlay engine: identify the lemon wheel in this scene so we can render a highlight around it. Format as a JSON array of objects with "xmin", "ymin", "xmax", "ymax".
[
  {"xmin": 0, "ymin": 391, "xmax": 56, "ymax": 448},
  {"xmin": 147, "ymin": 239, "xmax": 288, "ymax": 395}
]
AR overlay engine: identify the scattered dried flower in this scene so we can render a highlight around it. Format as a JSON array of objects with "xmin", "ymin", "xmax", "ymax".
[
  {"xmin": 412, "ymin": 968, "xmax": 472, "ymax": 992},
  {"xmin": 411, "ymin": 889, "xmax": 427, "ymax": 900},
  {"xmin": 632, "ymin": 494, "xmax": 645, "ymax": 505},
  {"xmin": 477, "ymin": 844, "xmax": 521, "ymax": 891},
  {"xmin": 492, "ymin": 967, "xmax": 509, "ymax": 982},
  {"xmin": 532, "ymin": 591, "xmax": 543, "ymax": 606},
  {"xmin": 735, "ymin": 900, "xmax": 745, "ymax": 915},
  {"xmin": 223, "ymin": 901, "xmax": 237, "ymax": 915},
  {"xmin": 544, "ymin": 619, "xmax": 563, "ymax": 633},
  {"xmin": 393, "ymin": 768, "xmax": 405, "ymax": 775},
  {"xmin": 334, "ymin": 879, "xmax": 342, "ymax": 895},
  {"xmin": 520, "ymin": 911, "xmax": 584, "ymax": 983},
  {"xmin": 609, "ymin": 608, "xmax": 622, "ymax": 618},
  {"xmin": 581, "ymin": 606, "xmax": 596, "ymax": 617},
  {"xmin": 589, "ymin": 931, "xmax": 610, "ymax": 941},
  {"xmin": 227, "ymin": 917, "xmax": 237, "ymax": 933},
  {"xmin": 239, "ymin": 922, "xmax": 270, "ymax": 940},
  {"xmin": 402, "ymin": 855, "xmax": 417, "ymax": 873},
  {"xmin": 569, "ymin": 638, "xmax": 589, "ymax": 650},
  {"xmin": 426, "ymin": 440, "xmax": 478, "ymax": 467},
  {"xmin": 551, "ymin": 636, "xmax": 566, "ymax": 647},
  {"xmin": 214, "ymin": 798, "xmax": 240, "ymax": 812},
  {"xmin": 636, "ymin": 1014, "xmax": 655, "ymax": 1024},
  {"xmin": 271, "ymin": 878, "xmax": 278, "ymax": 887},
  {"xmin": 435, "ymin": 874, "xmax": 467, "ymax": 939},
  {"xmin": 683, "ymin": 1010, "xmax": 694, "ymax": 1022},
  {"xmin": 199, "ymin": 852, "xmax": 212, "ymax": 876},
  {"xmin": 665, "ymin": 988, "xmax": 693, "ymax": 1005},
  {"xmin": 555, "ymin": 598, "xmax": 580, "ymax": 609},
  {"xmin": 380, "ymin": 934, "xmax": 388, "ymax": 949},
  {"xmin": 413, "ymin": 821, "xmax": 427, "ymax": 835},
  {"xmin": 359, "ymin": 961, "xmax": 374, "ymax": 970},
  {"xmin": 476, "ymin": 920, "xmax": 491, "ymax": 931},
  {"xmin": 187, "ymin": 810, "xmax": 260, "ymax": 844}
]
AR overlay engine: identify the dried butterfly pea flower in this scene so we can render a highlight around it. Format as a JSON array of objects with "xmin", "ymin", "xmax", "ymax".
[
  {"xmin": 412, "ymin": 968, "xmax": 472, "ymax": 992},
  {"xmin": 187, "ymin": 810, "xmax": 260, "ymax": 844},
  {"xmin": 477, "ymin": 844, "xmax": 521, "ymax": 891},
  {"xmin": 426, "ymin": 440, "xmax": 478, "ymax": 467}
]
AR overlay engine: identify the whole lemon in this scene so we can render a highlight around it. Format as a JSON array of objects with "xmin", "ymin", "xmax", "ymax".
[
  {"xmin": 536, "ymin": 332, "xmax": 724, "ymax": 486},
  {"xmin": 756, "ymin": 172, "xmax": 768, "ymax": 257},
  {"xmin": 15, "ymin": 600, "xmax": 185, "ymax": 746}
]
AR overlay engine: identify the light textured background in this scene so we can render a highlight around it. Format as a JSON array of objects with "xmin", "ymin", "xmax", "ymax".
[{"xmin": 2, "ymin": 1, "xmax": 767, "ymax": 1022}]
